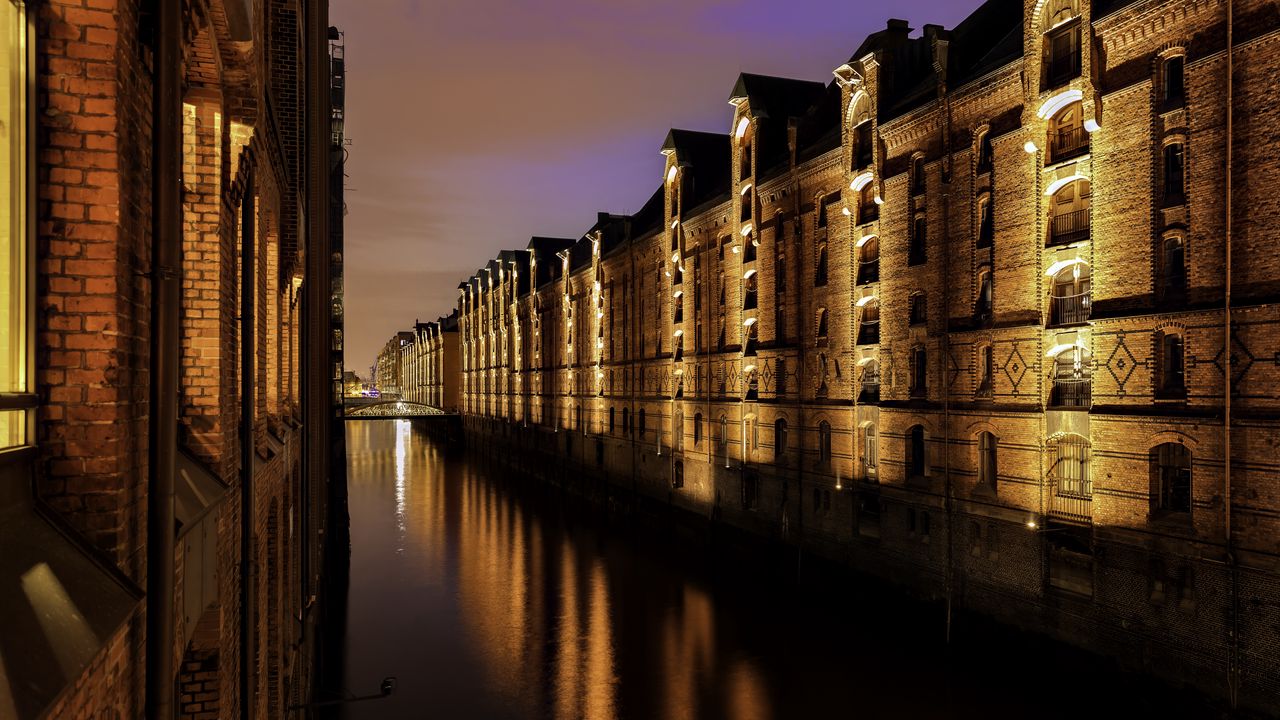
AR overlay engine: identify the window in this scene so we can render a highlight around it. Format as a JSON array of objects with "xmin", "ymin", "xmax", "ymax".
[
  {"xmin": 1050, "ymin": 346, "xmax": 1091, "ymax": 408},
  {"xmin": 776, "ymin": 253, "xmax": 787, "ymax": 294},
  {"xmin": 859, "ymin": 182, "xmax": 878, "ymax": 223},
  {"xmin": 1162, "ymin": 142, "xmax": 1186, "ymax": 207},
  {"xmin": 818, "ymin": 421, "xmax": 832, "ymax": 466},
  {"xmin": 1159, "ymin": 236, "xmax": 1187, "ymax": 302},
  {"xmin": 673, "ymin": 460, "xmax": 684, "ymax": 489},
  {"xmin": 1049, "ymin": 177, "xmax": 1090, "ymax": 245},
  {"xmin": 1, "ymin": 0, "xmax": 31, "ymax": 450},
  {"xmin": 975, "ymin": 268, "xmax": 994, "ymax": 325},
  {"xmin": 638, "ymin": 408, "xmax": 646, "ymax": 436},
  {"xmin": 863, "ymin": 424, "xmax": 878, "ymax": 479},
  {"xmin": 740, "ymin": 188, "xmax": 752, "ymax": 224},
  {"xmin": 1157, "ymin": 331, "xmax": 1186, "ymax": 397},
  {"xmin": 1050, "ymin": 261, "xmax": 1091, "ymax": 326},
  {"xmin": 1042, "ymin": 10, "xmax": 1082, "ymax": 90},
  {"xmin": 907, "ymin": 425, "xmax": 926, "ymax": 478},
  {"xmin": 694, "ymin": 412, "xmax": 703, "ymax": 445},
  {"xmin": 978, "ymin": 432, "xmax": 998, "ymax": 491},
  {"xmin": 774, "ymin": 419, "xmax": 787, "ymax": 461},
  {"xmin": 815, "ymin": 308, "xmax": 829, "ymax": 343},
  {"xmin": 1161, "ymin": 55, "xmax": 1185, "ymax": 108},
  {"xmin": 977, "ymin": 196, "xmax": 994, "ymax": 248},
  {"xmin": 977, "ymin": 344, "xmax": 994, "ymax": 396},
  {"xmin": 912, "ymin": 156, "xmax": 926, "ymax": 195},
  {"xmin": 817, "ymin": 194, "xmax": 829, "ymax": 229},
  {"xmin": 1151, "ymin": 443, "xmax": 1192, "ymax": 515},
  {"xmin": 854, "ymin": 120, "xmax": 873, "ymax": 170},
  {"xmin": 746, "ymin": 370, "xmax": 759, "ymax": 400},
  {"xmin": 743, "ymin": 471, "xmax": 759, "ymax": 510},
  {"xmin": 743, "ymin": 272, "xmax": 758, "ymax": 310},
  {"xmin": 623, "ymin": 407, "xmax": 630, "ymax": 434},
  {"xmin": 739, "ymin": 134, "xmax": 752, "ymax": 182},
  {"xmin": 744, "ymin": 321, "xmax": 758, "ymax": 357},
  {"xmin": 910, "ymin": 346, "xmax": 927, "ymax": 398},
  {"xmin": 976, "ymin": 131, "xmax": 993, "ymax": 174},
  {"xmin": 718, "ymin": 269, "xmax": 725, "ymax": 306},
  {"xmin": 609, "ymin": 406, "xmax": 615, "ymax": 433},
  {"xmin": 910, "ymin": 216, "xmax": 927, "ymax": 265},
  {"xmin": 718, "ymin": 416, "xmax": 729, "ymax": 461},
  {"xmin": 1051, "ymin": 434, "xmax": 1092, "ymax": 499},
  {"xmin": 857, "ymin": 236, "xmax": 879, "ymax": 285},
  {"xmin": 859, "ymin": 360, "xmax": 880, "ymax": 403},
  {"xmin": 1047, "ymin": 101, "xmax": 1088, "ymax": 164},
  {"xmin": 814, "ymin": 242, "xmax": 828, "ymax": 286},
  {"xmin": 857, "ymin": 300, "xmax": 879, "ymax": 345},
  {"xmin": 909, "ymin": 292, "xmax": 927, "ymax": 326}
]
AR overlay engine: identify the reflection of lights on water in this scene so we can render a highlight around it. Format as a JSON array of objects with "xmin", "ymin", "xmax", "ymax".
[{"xmin": 395, "ymin": 419, "xmax": 409, "ymax": 534}]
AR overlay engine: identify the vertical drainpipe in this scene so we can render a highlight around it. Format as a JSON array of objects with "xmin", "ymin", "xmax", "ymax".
[
  {"xmin": 239, "ymin": 178, "xmax": 257, "ymax": 720},
  {"xmin": 146, "ymin": 1, "xmax": 182, "ymax": 717},
  {"xmin": 1224, "ymin": 0, "xmax": 1238, "ymax": 707},
  {"xmin": 932, "ymin": 31, "xmax": 955, "ymax": 645}
]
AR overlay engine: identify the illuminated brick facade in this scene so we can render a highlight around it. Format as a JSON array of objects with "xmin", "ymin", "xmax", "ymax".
[{"xmin": 397, "ymin": 0, "xmax": 1280, "ymax": 711}]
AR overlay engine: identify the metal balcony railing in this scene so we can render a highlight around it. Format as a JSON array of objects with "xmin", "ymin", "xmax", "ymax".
[
  {"xmin": 1050, "ymin": 291, "xmax": 1090, "ymax": 326},
  {"xmin": 1044, "ymin": 49, "xmax": 1081, "ymax": 91},
  {"xmin": 859, "ymin": 382, "xmax": 880, "ymax": 403},
  {"xmin": 1048, "ymin": 478, "xmax": 1093, "ymax": 523},
  {"xmin": 1049, "ymin": 207, "xmax": 1090, "ymax": 245},
  {"xmin": 857, "ymin": 259, "xmax": 879, "ymax": 285},
  {"xmin": 1049, "ymin": 126, "xmax": 1089, "ymax": 164},
  {"xmin": 1050, "ymin": 378, "xmax": 1091, "ymax": 408}
]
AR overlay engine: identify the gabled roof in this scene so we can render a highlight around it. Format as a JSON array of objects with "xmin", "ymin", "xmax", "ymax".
[
  {"xmin": 730, "ymin": 73, "xmax": 828, "ymax": 178},
  {"xmin": 525, "ymin": 237, "xmax": 575, "ymax": 289},
  {"xmin": 662, "ymin": 129, "xmax": 730, "ymax": 212},
  {"xmin": 629, "ymin": 185, "xmax": 665, "ymax": 240}
]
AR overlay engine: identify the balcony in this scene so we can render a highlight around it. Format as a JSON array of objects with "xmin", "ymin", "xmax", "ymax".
[
  {"xmin": 1048, "ymin": 126, "xmax": 1089, "ymax": 164},
  {"xmin": 1048, "ymin": 480, "xmax": 1092, "ymax": 524},
  {"xmin": 858, "ymin": 381, "xmax": 880, "ymax": 403},
  {"xmin": 1050, "ymin": 378, "xmax": 1091, "ymax": 408},
  {"xmin": 856, "ymin": 259, "xmax": 879, "ymax": 285},
  {"xmin": 1050, "ymin": 291, "xmax": 1090, "ymax": 326},
  {"xmin": 1049, "ymin": 207, "xmax": 1089, "ymax": 246}
]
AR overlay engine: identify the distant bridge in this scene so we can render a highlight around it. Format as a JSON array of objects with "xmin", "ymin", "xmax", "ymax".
[{"xmin": 343, "ymin": 399, "xmax": 449, "ymax": 419}]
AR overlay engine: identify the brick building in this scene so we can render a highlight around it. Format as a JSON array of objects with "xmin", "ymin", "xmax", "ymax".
[
  {"xmin": 0, "ymin": 0, "xmax": 342, "ymax": 718},
  {"xmin": 384, "ymin": 0, "xmax": 1280, "ymax": 712},
  {"xmin": 374, "ymin": 330, "xmax": 413, "ymax": 399},
  {"xmin": 398, "ymin": 313, "xmax": 459, "ymax": 410}
]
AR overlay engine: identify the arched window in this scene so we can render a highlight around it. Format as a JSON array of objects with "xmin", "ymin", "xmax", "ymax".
[
  {"xmin": 1050, "ymin": 261, "xmax": 1091, "ymax": 326},
  {"xmin": 1150, "ymin": 443, "xmax": 1192, "ymax": 514},
  {"xmin": 1041, "ymin": 1, "xmax": 1082, "ymax": 90},
  {"xmin": 1159, "ymin": 235, "xmax": 1187, "ymax": 302},
  {"xmin": 638, "ymin": 408, "xmax": 646, "ymax": 436},
  {"xmin": 815, "ymin": 308, "xmax": 829, "ymax": 343},
  {"xmin": 857, "ymin": 300, "xmax": 879, "ymax": 345},
  {"xmin": 859, "ymin": 360, "xmax": 880, "ymax": 403},
  {"xmin": 673, "ymin": 460, "xmax": 684, "ymax": 489},
  {"xmin": 1161, "ymin": 55, "xmax": 1185, "ymax": 108},
  {"xmin": 738, "ymin": 118, "xmax": 753, "ymax": 182},
  {"xmin": 909, "ymin": 291, "xmax": 927, "ymax": 326},
  {"xmin": 910, "ymin": 346, "xmax": 927, "ymax": 398},
  {"xmin": 857, "ymin": 236, "xmax": 879, "ymax": 285},
  {"xmin": 818, "ymin": 421, "xmax": 832, "ymax": 465},
  {"xmin": 907, "ymin": 425, "xmax": 926, "ymax": 478},
  {"xmin": 774, "ymin": 419, "xmax": 787, "ymax": 461},
  {"xmin": 746, "ymin": 370, "xmax": 759, "ymax": 400},
  {"xmin": 976, "ymin": 267, "xmax": 994, "ymax": 324},
  {"xmin": 978, "ymin": 431, "xmax": 998, "ymax": 491},
  {"xmin": 815, "ymin": 242, "xmax": 828, "ymax": 286},
  {"xmin": 863, "ymin": 424, "xmax": 878, "ymax": 478},
  {"xmin": 1162, "ymin": 142, "xmax": 1186, "ymax": 207},
  {"xmin": 622, "ymin": 407, "xmax": 630, "ymax": 434},
  {"xmin": 910, "ymin": 216, "xmax": 927, "ymax": 265},
  {"xmin": 609, "ymin": 406, "xmax": 615, "ymax": 433},
  {"xmin": 744, "ymin": 320, "xmax": 758, "ymax": 357},
  {"xmin": 976, "ymin": 130, "xmax": 994, "ymax": 174},
  {"xmin": 850, "ymin": 92, "xmax": 873, "ymax": 171},
  {"xmin": 673, "ymin": 411, "xmax": 683, "ymax": 451},
  {"xmin": 1050, "ymin": 434, "xmax": 1092, "ymax": 502},
  {"xmin": 743, "ymin": 271, "xmax": 758, "ymax": 310},
  {"xmin": 858, "ymin": 182, "xmax": 878, "ymax": 224},
  {"xmin": 1050, "ymin": 344, "xmax": 1091, "ymax": 408},
  {"xmin": 1049, "ymin": 177, "xmax": 1090, "ymax": 245},
  {"xmin": 911, "ymin": 156, "xmax": 926, "ymax": 195},
  {"xmin": 694, "ymin": 412, "xmax": 703, "ymax": 445},
  {"xmin": 718, "ymin": 415, "xmax": 729, "ymax": 464},
  {"xmin": 817, "ymin": 193, "xmax": 830, "ymax": 229},
  {"xmin": 1156, "ymin": 330, "xmax": 1186, "ymax": 398},
  {"xmin": 977, "ymin": 195, "xmax": 994, "ymax": 248},
  {"xmin": 1047, "ymin": 101, "xmax": 1088, "ymax": 163},
  {"xmin": 976, "ymin": 343, "xmax": 994, "ymax": 396}
]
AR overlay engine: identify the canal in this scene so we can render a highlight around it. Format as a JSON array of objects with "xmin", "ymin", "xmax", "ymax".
[{"xmin": 332, "ymin": 420, "xmax": 1216, "ymax": 719}]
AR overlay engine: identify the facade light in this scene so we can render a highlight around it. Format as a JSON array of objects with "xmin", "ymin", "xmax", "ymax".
[
  {"xmin": 1024, "ymin": 141, "xmax": 1039, "ymax": 154},
  {"xmin": 842, "ymin": 207, "xmax": 852, "ymax": 216},
  {"xmin": 740, "ymin": 224, "xmax": 753, "ymax": 236},
  {"xmin": 1084, "ymin": 119, "xmax": 1101, "ymax": 133}
]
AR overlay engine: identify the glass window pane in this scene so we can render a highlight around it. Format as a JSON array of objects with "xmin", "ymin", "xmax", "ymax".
[
  {"xmin": 0, "ymin": 409, "xmax": 24, "ymax": 449},
  {"xmin": 1, "ymin": 0, "xmax": 28, "ymax": 394}
]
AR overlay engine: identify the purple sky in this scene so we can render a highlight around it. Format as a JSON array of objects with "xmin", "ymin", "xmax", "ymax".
[{"xmin": 331, "ymin": 0, "xmax": 970, "ymax": 376}]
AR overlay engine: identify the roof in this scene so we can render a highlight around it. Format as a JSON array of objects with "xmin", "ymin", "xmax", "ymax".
[
  {"xmin": 662, "ymin": 129, "xmax": 731, "ymax": 212},
  {"xmin": 730, "ymin": 74, "xmax": 827, "ymax": 177}
]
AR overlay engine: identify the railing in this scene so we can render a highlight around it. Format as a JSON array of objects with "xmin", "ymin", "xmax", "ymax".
[
  {"xmin": 858, "ymin": 382, "xmax": 880, "ymax": 403},
  {"xmin": 1050, "ymin": 378, "xmax": 1091, "ymax": 408},
  {"xmin": 1048, "ymin": 479, "xmax": 1092, "ymax": 523},
  {"xmin": 1049, "ymin": 207, "xmax": 1089, "ymax": 245},
  {"xmin": 856, "ymin": 322, "xmax": 879, "ymax": 345},
  {"xmin": 1048, "ymin": 126, "xmax": 1089, "ymax": 164},
  {"xmin": 857, "ymin": 260, "xmax": 879, "ymax": 285},
  {"xmin": 1050, "ymin": 291, "xmax": 1090, "ymax": 326}
]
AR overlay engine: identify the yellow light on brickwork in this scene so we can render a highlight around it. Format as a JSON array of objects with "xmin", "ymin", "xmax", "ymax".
[
  {"xmin": 856, "ymin": 234, "xmax": 877, "ymax": 248},
  {"xmin": 743, "ymin": 269, "xmax": 756, "ymax": 279},
  {"xmin": 667, "ymin": 165, "xmax": 678, "ymax": 183},
  {"xmin": 673, "ymin": 290, "xmax": 683, "ymax": 298},
  {"xmin": 842, "ymin": 207, "xmax": 852, "ymax": 216},
  {"xmin": 850, "ymin": 172, "xmax": 873, "ymax": 191},
  {"xmin": 744, "ymin": 364, "xmax": 756, "ymax": 373},
  {"xmin": 743, "ymin": 317, "xmax": 757, "ymax": 327},
  {"xmin": 856, "ymin": 295, "xmax": 877, "ymax": 307},
  {"xmin": 671, "ymin": 219, "xmax": 679, "ymax": 229},
  {"xmin": 1036, "ymin": 89, "xmax": 1083, "ymax": 119},
  {"xmin": 740, "ymin": 224, "xmax": 752, "ymax": 236},
  {"xmin": 735, "ymin": 117, "xmax": 750, "ymax": 139},
  {"xmin": 673, "ymin": 329, "xmax": 683, "ymax": 337},
  {"xmin": 1084, "ymin": 119, "xmax": 1100, "ymax": 133}
]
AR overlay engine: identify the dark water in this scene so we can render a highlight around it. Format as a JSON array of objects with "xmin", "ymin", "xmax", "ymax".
[{"xmin": 335, "ymin": 420, "xmax": 1218, "ymax": 720}]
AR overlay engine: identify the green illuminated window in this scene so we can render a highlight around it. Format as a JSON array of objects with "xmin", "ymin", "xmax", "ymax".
[{"xmin": 0, "ymin": 0, "xmax": 31, "ymax": 450}]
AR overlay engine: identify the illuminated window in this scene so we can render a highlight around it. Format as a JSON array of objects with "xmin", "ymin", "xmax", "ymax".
[
  {"xmin": 1, "ymin": 0, "xmax": 31, "ymax": 449},
  {"xmin": 863, "ymin": 424, "xmax": 878, "ymax": 478},
  {"xmin": 1156, "ymin": 331, "xmax": 1186, "ymax": 398},
  {"xmin": 1047, "ymin": 102, "xmax": 1088, "ymax": 164},
  {"xmin": 1041, "ymin": 3, "xmax": 1082, "ymax": 90},
  {"xmin": 1161, "ymin": 55, "xmax": 1185, "ymax": 108}
]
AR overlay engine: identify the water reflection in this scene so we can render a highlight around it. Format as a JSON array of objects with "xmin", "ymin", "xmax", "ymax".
[{"xmin": 339, "ymin": 421, "xmax": 1207, "ymax": 720}]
